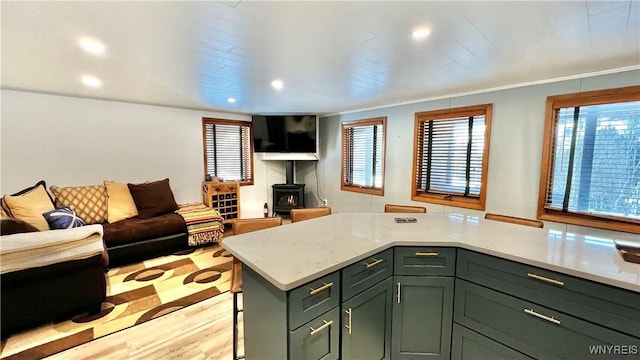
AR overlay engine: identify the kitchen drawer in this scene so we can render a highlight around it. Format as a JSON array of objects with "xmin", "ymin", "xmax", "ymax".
[
  {"xmin": 394, "ymin": 247, "xmax": 456, "ymax": 276},
  {"xmin": 454, "ymin": 279, "xmax": 640, "ymax": 360},
  {"xmin": 342, "ymin": 248, "xmax": 393, "ymax": 301},
  {"xmin": 288, "ymin": 271, "xmax": 340, "ymax": 330},
  {"xmin": 451, "ymin": 323, "xmax": 533, "ymax": 360},
  {"xmin": 289, "ymin": 307, "xmax": 340, "ymax": 360},
  {"xmin": 456, "ymin": 249, "xmax": 640, "ymax": 338}
]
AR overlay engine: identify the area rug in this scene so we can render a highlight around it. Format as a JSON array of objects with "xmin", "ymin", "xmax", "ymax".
[{"xmin": 0, "ymin": 243, "xmax": 232, "ymax": 359}]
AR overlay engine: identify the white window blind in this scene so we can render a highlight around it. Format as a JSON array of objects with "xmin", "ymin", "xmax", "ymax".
[
  {"xmin": 546, "ymin": 101, "xmax": 639, "ymax": 221},
  {"xmin": 416, "ymin": 115, "xmax": 486, "ymax": 197},
  {"xmin": 203, "ymin": 119, "xmax": 253, "ymax": 184},
  {"xmin": 342, "ymin": 118, "xmax": 385, "ymax": 194}
]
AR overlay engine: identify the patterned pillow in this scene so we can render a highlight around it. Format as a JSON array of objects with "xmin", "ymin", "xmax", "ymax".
[
  {"xmin": 43, "ymin": 206, "xmax": 85, "ymax": 229},
  {"xmin": 50, "ymin": 184, "xmax": 108, "ymax": 224}
]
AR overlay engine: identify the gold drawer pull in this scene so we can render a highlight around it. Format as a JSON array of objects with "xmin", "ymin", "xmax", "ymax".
[
  {"xmin": 365, "ymin": 258, "xmax": 384, "ymax": 268},
  {"xmin": 524, "ymin": 308, "xmax": 561, "ymax": 325},
  {"xmin": 415, "ymin": 252, "xmax": 439, "ymax": 257},
  {"xmin": 309, "ymin": 282, "xmax": 333, "ymax": 295},
  {"xmin": 309, "ymin": 320, "xmax": 333, "ymax": 336},
  {"xmin": 344, "ymin": 308, "xmax": 352, "ymax": 335},
  {"xmin": 527, "ymin": 273, "xmax": 565, "ymax": 286}
]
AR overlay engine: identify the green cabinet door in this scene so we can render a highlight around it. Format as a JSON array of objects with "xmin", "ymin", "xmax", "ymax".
[
  {"xmin": 392, "ymin": 276, "xmax": 454, "ymax": 359},
  {"xmin": 451, "ymin": 323, "xmax": 533, "ymax": 360},
  {"xmin": 341, "ymin": 277, "xmax": 393, "ymax": 360},
  {"xmin": 289, "ymin": 307, "xmax": 341, "ymax": 360}
]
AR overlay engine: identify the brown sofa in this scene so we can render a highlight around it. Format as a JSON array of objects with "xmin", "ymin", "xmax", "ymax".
[
  {"xmin": 103, "ymin": 212, "xmax": 188, "ymax": 267},
  {"xmin": 0, "ymin": 178, "xmax": 221, "ymax": 335},
  {"xmin": 0, "ymin": 223, "xmax": 107, "ymax": 336},
  {"xmin": 45, "ymin": 178, "xmax": 191, "ymax": 267},
  {"xmin": 1, "ymin": 178, "xmax": 224, "ymax": 268}
]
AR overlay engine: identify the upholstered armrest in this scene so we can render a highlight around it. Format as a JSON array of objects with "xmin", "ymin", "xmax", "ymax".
[{"xmin": 0, "ymin": 224, "xmax": 105, "ymax": 274}]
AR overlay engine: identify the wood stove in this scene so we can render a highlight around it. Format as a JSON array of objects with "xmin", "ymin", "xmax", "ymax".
[
  {"xmin": 272, "ymin": 160, "xmax": 305, "ymax": 216},
  {"xmin": 272, "ymin": 184, "xmax": 305, "ymax": 216}
]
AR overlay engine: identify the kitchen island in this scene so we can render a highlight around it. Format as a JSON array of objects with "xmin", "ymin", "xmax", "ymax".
[{"xmin": 223, "ymin": 213, "xmax": 640, "ymax": 359}]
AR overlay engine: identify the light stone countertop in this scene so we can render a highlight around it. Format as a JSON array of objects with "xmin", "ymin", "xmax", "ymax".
[{"xmin": 222, "ymin": 213, "xmax": 640, "ymax": 293}]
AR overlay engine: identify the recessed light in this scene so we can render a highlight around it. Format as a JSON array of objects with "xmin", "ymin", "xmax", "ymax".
[
  {"xmin": 412, "ymin": 27, "xmax": 431, "ymax": 39},
  {"xmin": 227, "ymin": 97, "xmax": 236, "ymax": 103},
  {"xmin": 79, "ymin": 37, "xmax": 106, "ymax": 55},
  {"xmin": 271, "ymin": 79, "xmax": 284, "ymax": 90},
  {"xmin": 81, "ymin": 75, "xmax": 102, "ymax": 87}
]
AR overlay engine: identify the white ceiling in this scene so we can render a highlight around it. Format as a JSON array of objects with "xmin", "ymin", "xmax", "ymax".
[{"xmin": 2, "ymin": 1, "xmax": 639, "ymax": 115}]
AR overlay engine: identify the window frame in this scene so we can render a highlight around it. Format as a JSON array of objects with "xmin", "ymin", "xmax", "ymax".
[
  {"xmin": 411, "ymin": 104, "xmax": 493, "ymax": 210},
  {"xmin": 202, "ymin": 117, "xmax": 254, "ymax": 186},
  {"xmin": 537, "ymin": 85, "xmax": 640, "ymax": 234},
  {"xmin": 341, "ymin": 116, "xmax": 387, "ymax": 196}
]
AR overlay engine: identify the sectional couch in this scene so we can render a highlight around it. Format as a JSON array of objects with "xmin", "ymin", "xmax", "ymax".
[
  {"xmin": 0, "ymin": 178, "xmax": 222, "ymax": 335},
  {"xmin": 2, "ymin": 179, "xmax": 192, "ymax": 266}
]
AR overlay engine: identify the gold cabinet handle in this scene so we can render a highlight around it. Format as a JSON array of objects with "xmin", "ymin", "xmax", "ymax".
[
  {"xmin": 527, "ymin": 273, "xmax": 565, "ymax": 286},
  {"xmin": 415, "ymin": 252, "xmax": 439, "ymax": 257},
  {"xmin": 396, "ymin": 282, "xmax": 401, "ymax": 304},
  {"xmin": 344, "ymin": 308, "xmax": 352, "ymax": 335},
  {"xmin": 524, "ymin": 308, "xmax": 561, "ymax": 325},
  {"xmin": 309, "ymin": 282, "xmax": 333, "ymax": 295},
  {"xmin": 309, "ymin": 320, "xmax": 333, "ymax": 336},
  {"xmin": 364, "ymin": 258, "xmax": 383, "ymax": 269}
]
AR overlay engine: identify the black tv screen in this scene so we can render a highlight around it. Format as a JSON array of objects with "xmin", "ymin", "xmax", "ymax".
[{"xmin": 252, "ymin": 115, "xmax": 318, "ymax": 159}]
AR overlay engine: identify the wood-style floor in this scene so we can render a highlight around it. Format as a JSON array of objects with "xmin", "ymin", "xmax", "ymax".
[{"xmin": 44, "ymin": 291, "xmax": 242, "ymax": 359}]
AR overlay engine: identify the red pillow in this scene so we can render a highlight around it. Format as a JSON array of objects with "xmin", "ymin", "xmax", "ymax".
[{"xmin": 127, "ymin": 178, "xmax": 179, "ymax": 219}]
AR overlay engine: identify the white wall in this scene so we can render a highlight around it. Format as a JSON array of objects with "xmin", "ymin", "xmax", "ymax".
[
  {"xmin": 0, "ymin": 90, "xmax": 286, "ymax": 218},
  {"xmin": 306, "ymin": 69, "xmax": 639, "ymax": 237}
]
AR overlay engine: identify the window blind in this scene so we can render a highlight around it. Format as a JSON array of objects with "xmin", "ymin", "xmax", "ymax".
[
  {"xmin": 204, "ymin": 120, "xmax": 252, "ymax": 184},
  {"xmin": 416, "ymin": 115, "xmax": 485, "ymax": 197},
  {"xmin": 342, "ymin": 118, "xmax": 385, "ymax": 193},
  {"xmin": 546, "ymin": 101, "xmax": 639, "ymax": 221}
]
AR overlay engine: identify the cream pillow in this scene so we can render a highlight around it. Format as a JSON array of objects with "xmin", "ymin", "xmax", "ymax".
[
  {"xmin": 104, "ymin": 180, "xmax": 138, "ymax": 223},
  {"xmin": 3, "ymin": 184, "xmax": 55, "ymax": 230}
]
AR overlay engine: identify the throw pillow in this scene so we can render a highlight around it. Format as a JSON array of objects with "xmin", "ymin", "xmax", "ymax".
[
  {"xmin": 127, "ymin": 178, "xmax": 179, "ymax": 219},
  {"xmin": 0, "ymin": 218, "xmax": 40, "ymax": 235},
  {"xmin": 104, "ymin": 180, "xmax": 139, "ymax": 223},
  {"xmin": 50, "ymin": 184, "xmax": 108, "ymax": 224},
  {"xmin": 43, "ymin": 206, "xmax": 85, "ymax": 229},
  {"xmin": 2, "ymin": 181, "xmax": 55, "ymax": 230}
]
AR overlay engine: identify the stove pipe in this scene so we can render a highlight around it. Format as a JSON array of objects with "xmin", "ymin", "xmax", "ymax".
[{"xmin": 285, "ymin": 160, "xmax": 295, "ymax": 184}]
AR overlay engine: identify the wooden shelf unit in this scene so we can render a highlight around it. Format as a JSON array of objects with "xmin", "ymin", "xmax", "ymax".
[{"xmin": 202, "ymin": 181, "xmax": 240, "ymax": 224}]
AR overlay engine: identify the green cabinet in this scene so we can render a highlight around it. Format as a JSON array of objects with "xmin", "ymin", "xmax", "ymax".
[
  {"xmin": 392, "ymin": 247, "xmax": 456, "ymax": 359},
  {"xmin": 392, "ymin": 276, "xmax": 454, "ymax": 359},
  {"xmin": 242, "ymin": 266, "xmax": 341, "ymax": 360},
  {"xmin": 454, "ymin": 278, "xmax": 640, "ymax": 360},
  {"xmin": 242, "ymin": 245, "xmax": 638, "ymax": 360},
  {"xmin": 289, "ymin": 307, "xmax": 341, "ymax": 360},
  {"xmin": 341, "ymin": 277, "xmax": 393, "ymax": 359},
  {"xmin": 451, "ymin": 323, "xmax": 532, "ymax": 360}
]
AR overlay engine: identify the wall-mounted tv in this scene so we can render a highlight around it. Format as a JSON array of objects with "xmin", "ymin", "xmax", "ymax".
[{"xmin": 252, "ymin": 114, "xmax": 319, "ymax": 160}]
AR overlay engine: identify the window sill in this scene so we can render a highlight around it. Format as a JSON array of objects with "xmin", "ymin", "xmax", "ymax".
[
  {"xmin": 411, "ymin": 193, "xmax": 485, "ymax": 211},
  {"xmin": 538, "ymin": 212, "xmax": 640, "ymax": 234},
  {"xmin": 341, "ymin": 184, "xmax": 384, "ymax": 196}
]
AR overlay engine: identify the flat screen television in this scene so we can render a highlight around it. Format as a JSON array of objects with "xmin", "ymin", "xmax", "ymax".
[{"xmin": 252, "ymin": 114, "xmax": 319, "ymax": 160}]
